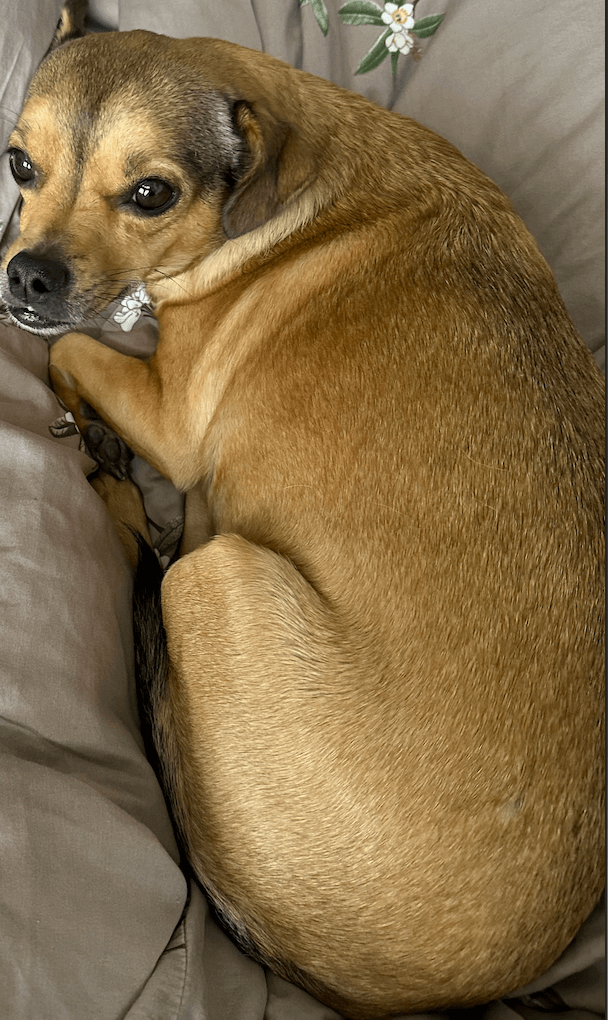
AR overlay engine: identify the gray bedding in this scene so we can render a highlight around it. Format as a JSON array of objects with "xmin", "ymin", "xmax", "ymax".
[{"xmin": 0, "ymin": 2, "xmax": 604, "ymax": 1018}]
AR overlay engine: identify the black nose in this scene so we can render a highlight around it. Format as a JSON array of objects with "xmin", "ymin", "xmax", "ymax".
[{"xmin": 7, "ymin": 251, "xmax": 71, "ymax": 306}]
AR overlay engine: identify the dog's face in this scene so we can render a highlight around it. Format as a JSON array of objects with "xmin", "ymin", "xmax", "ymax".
[{"xmin": 0, "ymin": 31, "xmax": 315, "ymax": 335}]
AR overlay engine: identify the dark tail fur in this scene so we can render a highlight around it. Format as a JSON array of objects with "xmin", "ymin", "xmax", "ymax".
[{"xmin": 130, "ymin": 533, "xmax": 186, "ymax": 844}]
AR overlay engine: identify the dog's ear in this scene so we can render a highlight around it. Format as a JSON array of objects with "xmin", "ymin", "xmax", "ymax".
[
  {"xmin": 222, "ymin": 100, "xmax": 317, "ymax": 240},
  {"xmin": 49, "ymin": 0, "xmax": 87, "ymax": 53}
]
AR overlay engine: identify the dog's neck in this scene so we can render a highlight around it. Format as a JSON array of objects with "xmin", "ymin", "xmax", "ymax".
[{"xmin": 150, "ymin": 186, "xmax": 324, "ymax": 309}]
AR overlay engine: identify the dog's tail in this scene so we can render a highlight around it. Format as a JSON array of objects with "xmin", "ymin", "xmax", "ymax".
[
  {"xmin": 130, "ymin": 533, "xmax": 192, "ymax": 856},
  {"xmin": 131, "ymin": 534, "xmax": 167, "ymax": 767}
]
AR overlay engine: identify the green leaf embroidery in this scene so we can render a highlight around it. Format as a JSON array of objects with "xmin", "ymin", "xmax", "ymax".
[
  {"xmin": 339, "ymin": 0, "xmax": 385, "ymax": 26},
  {"xmin": 355, "ymin": 27, "xmax": 392, "ymax": 74},
  {"xmin": 411, "ymin": 13, "xmax": 444, "ymax": 38},
  {"xmin": 305, "ymin": 2, "xmax": 445, "ymax": 75},
  {"xmin": 301, "ymin": 0, "xmax": 329, "ymax": 36}
]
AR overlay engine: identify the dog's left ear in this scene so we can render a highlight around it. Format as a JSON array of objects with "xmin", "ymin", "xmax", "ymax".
[
  {"xmin": 222, "ymin": 100, "xmax": 317, "ymax": 240},
  {"xmin": 49, "ymin": 0, "xmax": 87, "ymax": 53}
]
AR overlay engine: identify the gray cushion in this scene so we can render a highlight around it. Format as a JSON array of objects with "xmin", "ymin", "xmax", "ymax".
[{"xmin": 1, "ymin": 2, "xmax": 604, "ymax": 1018}]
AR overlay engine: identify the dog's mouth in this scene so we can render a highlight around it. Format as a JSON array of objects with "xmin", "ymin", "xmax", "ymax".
[
  {"xmin": 3, "ymin": 304, "xmax": 72, "ymax": 337},
  {"xmin": 2, "ymin": 281, "xmax": 151, "ymax": 338}
]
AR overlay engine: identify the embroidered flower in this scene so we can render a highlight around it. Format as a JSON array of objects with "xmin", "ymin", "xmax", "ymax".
[
  {"xmin": 385, "ymin": 28, "xmax": 415, "ymax": 52},
  {"xmin": 381, "ymin": 3, "xmax": 415, "ymax": 32},
  {"xmin": 113, "ymin": 284, "xmax": 151, "ymax": 332},
  {"xmin": 339, "ymin": 1, "xmax": 444, "ymax": 77},
  {"xmin": 49, "ymin": 410, "xmax": 80, "ymax": 438}
]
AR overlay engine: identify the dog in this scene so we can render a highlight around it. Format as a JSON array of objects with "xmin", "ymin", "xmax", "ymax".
[{"xmin": 1, "ymin": 18, "xmax": 604, "ymax": 1019}]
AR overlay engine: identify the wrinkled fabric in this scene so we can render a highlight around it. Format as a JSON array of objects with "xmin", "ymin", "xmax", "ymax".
[{"xmin": 0, "ymin": 2, "xmax": 604, "ymax": 1018}]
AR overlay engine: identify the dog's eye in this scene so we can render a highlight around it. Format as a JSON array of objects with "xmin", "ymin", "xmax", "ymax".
[
  {"xmin": 130, "ymin": 178, "xmax": 176, "ymax": 214},
  {"xmin": 8, "ymin": 148, "xmax": 36, "ymax": 185}
]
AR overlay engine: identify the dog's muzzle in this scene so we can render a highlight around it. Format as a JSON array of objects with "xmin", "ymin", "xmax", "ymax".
[{"xmin": 4, "ymin": 250, "xmax": 73, "ymax": 334}]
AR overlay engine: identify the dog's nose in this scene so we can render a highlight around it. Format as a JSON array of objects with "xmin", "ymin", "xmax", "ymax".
[{"xmin": 7, "ymin": 251, "xmax": 71, "ymax": 305}]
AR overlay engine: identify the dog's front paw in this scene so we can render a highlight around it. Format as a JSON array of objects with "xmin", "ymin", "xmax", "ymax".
[
  {"xmin": 80, "ymin": 404, "xmax": 133, "ymax": 481},
  {"xmin": 48, "ymin": 331, "xmax": 95, "ymax": 409}
]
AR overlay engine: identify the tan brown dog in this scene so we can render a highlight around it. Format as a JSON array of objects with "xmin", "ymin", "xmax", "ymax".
[{"xmin": 1, "ymin": 23, "xmax": 604, "ymax": 1019}]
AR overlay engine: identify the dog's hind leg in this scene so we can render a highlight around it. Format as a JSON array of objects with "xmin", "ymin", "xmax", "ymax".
[{"xmin": 150, "ymin": 533, "xmax": 368, "ymax": 1004}]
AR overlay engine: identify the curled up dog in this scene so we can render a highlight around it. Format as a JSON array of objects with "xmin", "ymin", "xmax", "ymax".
[{"xmin": 1, "ymin": 23, "xmax": 604, "ymax": 1020}]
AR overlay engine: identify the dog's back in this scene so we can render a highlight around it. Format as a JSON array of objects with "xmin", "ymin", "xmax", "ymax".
[{"xmin": 155, "ymin": 57, "xmax": 604, "ymax": 1014}]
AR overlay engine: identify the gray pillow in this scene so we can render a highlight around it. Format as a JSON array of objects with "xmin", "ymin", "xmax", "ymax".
[{"xmin": 1, "ymin": 2, "xmax": 603, "ymax": 1018}]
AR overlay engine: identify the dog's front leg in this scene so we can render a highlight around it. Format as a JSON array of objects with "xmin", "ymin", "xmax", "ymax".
[{"xmin": 49, "ymin": 331, "xmax": 185, "ymax": 485}]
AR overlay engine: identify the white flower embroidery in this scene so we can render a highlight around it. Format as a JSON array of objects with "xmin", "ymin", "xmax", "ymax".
[
  {"xmin": 382, "ymin": 3, "xmax": 416, "ymax": 52},
  {"xmin": 339, "ymin": 1, "xmax": 443, "ymax": 75},
  {"xmin": 381, "ymin": 3, "xmax": 415, "ymax": 32},
  {"xmin": 385, "ymin": 28, "xmax": 415, "ymax": 52},
  {"xmin": 155, "ymin": 549, "xmax": 171, "ymax": 572},
  {"xmin": 113, "ymin": 284, "xmax": 151, "ymax": 332},
  {"xmin": 49, "ymin": 410, "xmax": 79, "ymax": 438}
]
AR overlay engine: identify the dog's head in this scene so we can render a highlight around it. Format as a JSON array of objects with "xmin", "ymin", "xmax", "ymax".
[{"xmin": 1, "ymin": 30, "xmax": 318, "ymax": 335}]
